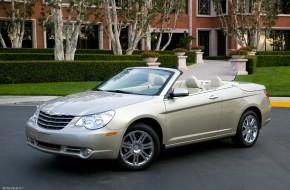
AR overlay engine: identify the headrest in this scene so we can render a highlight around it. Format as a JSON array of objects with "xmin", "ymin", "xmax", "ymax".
[
  {"xmin": 210, "ymin": 76, "xmax": 223, "ymax": 87},
  {"xmin": 154, "ymin": 76, "xmax": 165, "ymax": 86},
  {"xmin": 185, "ymin": 76, "xmax": 201, "ymax": 88}
]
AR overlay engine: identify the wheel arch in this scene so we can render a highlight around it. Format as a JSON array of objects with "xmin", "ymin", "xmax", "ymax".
[
  {"xmin": 242, "ymin": 106, "xmax": 262, "ymax": 128},
  {"xmin": 128, "ymin": 118, "xmax": 164, "ymax": 146}
]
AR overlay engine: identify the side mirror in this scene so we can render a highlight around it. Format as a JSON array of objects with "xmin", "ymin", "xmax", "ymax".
[{"xmin": 170, "ymin": 88, "xmax": 189, "ymax": 98}]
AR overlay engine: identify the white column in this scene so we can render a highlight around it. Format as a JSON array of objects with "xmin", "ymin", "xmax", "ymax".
[
  {"xmin": 209, "ymin": 29, "xmax": 217, "ymax": 56},
  {"xmin": 32, "ymin": 20, "xmax": 37, "ymax": 48},
  {"xmin": 128, "ymin": 24, "xmax": 132, "ymax": 47},
  {"xmin": 188, "ymin": 0, "xmax": 193, "ymax": 38},
  {"xmin": 43, "ymin": 30, "xmax": 47, "ymax": 48},
  {"xmin": 98, "ymin": 24, "xmax": 103, "ymax": 49}
]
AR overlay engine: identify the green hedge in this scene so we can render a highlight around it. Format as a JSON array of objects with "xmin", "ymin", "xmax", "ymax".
[
  {"xmin": 0, "ymin": 48, "xmax": 195, "ymax": 65},
  {"xmin": 257, "ymin": 55, "xmax": 290, "ymax": 67},
  {"xmin": 0, "ymin": 53, "xmax": 178, "ymax": 68},
  {"xmin": 245, "ymin": 56, "xmax": 257, "ymax": 74},
  {"xmin": 0, "ymin": 53, "xmax": 54, "ymax": 61},
  {"xmin": 257, "ymin": 51, "xmax": 290, "ymax": 55},
  {"xmin": 0, "ymin": 61, "xmax": 146, "ymax": 84},
  {"xmin": 0, "ymin": 48, "xmax": 114, "ymax": 54}
]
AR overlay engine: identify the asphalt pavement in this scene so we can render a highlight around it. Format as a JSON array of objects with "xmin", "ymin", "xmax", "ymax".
[
  {"xmin": 0, "ymin": 60, "xmax": 289, "ymax": 107},
  {"xmin": 0, "ymin": 106, "xmax": 289, "ymax": 190}
]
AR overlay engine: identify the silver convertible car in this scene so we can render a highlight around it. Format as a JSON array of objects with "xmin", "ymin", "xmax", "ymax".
[{"xmin": 26, "ymin": 67, "xmax": 271, "ymax": 170}]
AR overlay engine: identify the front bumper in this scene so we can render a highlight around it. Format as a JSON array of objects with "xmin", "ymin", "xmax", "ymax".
[{"xmin": 25, "ymin": 118, "xmax": 124, "ymax": 159}]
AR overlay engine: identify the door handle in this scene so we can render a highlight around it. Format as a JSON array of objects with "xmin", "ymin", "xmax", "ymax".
[{"xmin": 209, "ymin": 95, "xmax": 218, "ymax": 100}]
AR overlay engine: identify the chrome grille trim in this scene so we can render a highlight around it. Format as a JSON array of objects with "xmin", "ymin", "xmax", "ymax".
[{"xmin": 37, "ymin": 111, "xmax": 74, "ymax": 130}]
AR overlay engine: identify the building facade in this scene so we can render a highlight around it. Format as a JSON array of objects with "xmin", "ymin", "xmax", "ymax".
[{"xmin": 0, "ymin": 0, "xmax": 290, "ymax": 55}]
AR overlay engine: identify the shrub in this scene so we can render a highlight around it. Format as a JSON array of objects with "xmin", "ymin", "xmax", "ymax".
[
  {"xmin": 257, "ymin": 51, "xmax": 290, "ymax": 55},
  {"xmin": 173, "ymin": 48, "xmax": 188, "ymax": 53},
  {"xmin": 0, "ymin": 53, "xmax": 54, "ymax": 61},
  {"xmin": 0, "ymin": 48, "xmax": 114, "ymax": 54},
  {"xmin": 185, "ymin": 51, "xmax": 196, "ymax": 64},
  {"xmin": 240, "ymin": 46, "xmax": 256, "ymax": 52},
  {"xmin": 256, "ymin": 55, "xmax": 290, "ymax": 67},
  {"xmin": 192, "ymin": 46, "xmax": 205, "ymax": 50},
  {"xmin": 230, "ymin": 49, "xmax": 248, "ymax": 55},
  {"xmin": 158, "ymin": 55, "xmax": 178, "ymax": 68},
  {"xmin": 0, "ymin": 61, "xmax": 146, "ymax": 84},
  {"xmin": 245, "ymin": 56, "xmax": 257, "ymax": 74}
]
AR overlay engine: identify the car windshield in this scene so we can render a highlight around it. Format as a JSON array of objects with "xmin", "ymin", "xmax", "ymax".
[{"xmin": 94, "ymin": 68, "xmax": 173, "ymax": 95}]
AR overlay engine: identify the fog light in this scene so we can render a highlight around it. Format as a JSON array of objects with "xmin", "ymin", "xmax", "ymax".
[{"xmin": 83, "ymin": 148, "xmax": 92, "ymax": 157}]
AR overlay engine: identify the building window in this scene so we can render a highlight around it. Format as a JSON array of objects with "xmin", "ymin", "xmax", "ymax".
[
  {"xmin": 78, "ymin": 25, "xmax": 99, "ymax": 49},
  {"xmin": 198, "ymin": 0, "xmax": 211, "ymax": 15},
  {"xmin": 220, "ymin": 0, "xmax": 227, "ymax": 14},
  {"xmin": 214, "ymin": 0, "xmax": 227, "ymax": 15},
  {"xmin": 217, "ymin": 30, "xmax": 226, "ymax": 56},
  {"xmin": 269, "ymin": 30, "xmax": 290, "ymax": 51},
  {"xmin": 276, "ymin": 0, "xmax": 290, "ymax": 14},
  {"xmin": 173, "ymin": 0, "xmax": 188, "ymax": 14},
  {"xmin": 115, "ymin": 0, "xmax": 131, "ymax": 8},
  {"xmin": 238, "ymin": 0, "xmax": 253, "ymax": 14},
  {"xmin": 46, "ymin": 24, "xmax": 99, "ymax": 49},
  {"xmin": 198, "ymin": 31, "xmax": 210, "ymax": 56},
  {"xmin": 0, "ymin": 20, "xmax": 33, "ymax": 48}
]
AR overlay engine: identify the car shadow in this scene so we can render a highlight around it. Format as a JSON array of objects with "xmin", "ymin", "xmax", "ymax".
[
  {"xmin": 159, "ymin": 138, "xmax": 235, "ymax": 160},
  {"xmin": 30, "ymin": 139, "xmax": 236, "ymax": 174}
]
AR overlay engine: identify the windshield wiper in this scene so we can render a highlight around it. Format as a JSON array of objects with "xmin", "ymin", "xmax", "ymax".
[{"xmin": 106, "ymin": 90, "xmax": 138, "ymax": 95}]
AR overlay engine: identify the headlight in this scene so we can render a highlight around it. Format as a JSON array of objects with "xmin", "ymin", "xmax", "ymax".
[
  {"xmin": 75, "ymin": 110, "xmax": 115, "ymax": 130},
  {"xmin": 30, "ymin": 107, "xmax": 40, "ymax": 123}
]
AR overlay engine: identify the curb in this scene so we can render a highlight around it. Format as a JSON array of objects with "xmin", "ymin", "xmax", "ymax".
[{"xmin": 270, "ymin": 101, "xmax": 290, "ymax": 108}]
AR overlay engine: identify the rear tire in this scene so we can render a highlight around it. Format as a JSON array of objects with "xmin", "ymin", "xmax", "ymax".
[
  {"xmin": 232, "ymin": 110, "xmax": 260, "ymax": 147},
  {"xmin": 118, "ymin": 123, "xmax": 160, "ymax": 170}
]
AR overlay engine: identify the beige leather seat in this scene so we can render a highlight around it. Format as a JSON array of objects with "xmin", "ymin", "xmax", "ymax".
[{"xmin": 185, "ymin": 76, "xmax": 202, "ymax": 94}]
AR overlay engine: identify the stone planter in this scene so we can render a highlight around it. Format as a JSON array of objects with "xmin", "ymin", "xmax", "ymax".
[
  {"xmin": 174, "ymin": 52, "xmax": 186, "ymax": 56},
  {"xmin": 229, "ymin": 58, "xmax": 248, "ymax": 75},
  {"xmin": 193, "ymin": 49, "xmax": 202, "ymax": 52},
  {"xmin": 248, "ymin": 51, "xmax": 257, "ymax": 56},
  {"xmin": 231, "ymin": 55, "xmax": 245, "ymax": 59},
  {"xmin": 143, "ymin": 57, "xmax": 158, "ymax": 63},
  {"xmin": 147, "ymin": 62, "xmax": 161, "ymax": 67}
]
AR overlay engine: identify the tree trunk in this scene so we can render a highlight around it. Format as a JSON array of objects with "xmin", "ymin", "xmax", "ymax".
[
  {"xmin": 65, "ymin": 24, "xmax": 80, "ymax": 61},
  {"xmin": 104, "ymin": 0, "xmax": 123, "ymax": 55},
  {"xmin": 161, "ymin": 32, "xmax": 173, "ymax": 51},
  {"xmin": 145, "ymin": 26, "xmax": 151, "ymax": 50},
  {"xmin": 0, "ymin": 33, "xmax": 7, "ymax": 48},
  {"xmin": 53, "ymin": 2, "xmax": 64, "ymax": 60},
  {"xmin": 155, "ymin": 32, "xmax": 163, "ymax": 51}
]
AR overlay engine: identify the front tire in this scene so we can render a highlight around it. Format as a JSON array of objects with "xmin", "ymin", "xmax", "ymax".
[
  {"xmin": 118, "ymin": 123, "xmax": 160, "ymax": 170},
  {"xmin": 232, "ymin": 110, "xmax": 260, "ymax": 147}
]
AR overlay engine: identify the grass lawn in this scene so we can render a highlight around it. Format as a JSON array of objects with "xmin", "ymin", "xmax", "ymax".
[
  {"xmin": 0, "ymin": 81, "xmax": 99, "ymax": 96},
  {"xmin": 0, "ymin": 67, "xmax": 289, "ymax": 97},
  {"xmin": 235, "ymin": 66, "xmax": 290, "ymax": 97}
]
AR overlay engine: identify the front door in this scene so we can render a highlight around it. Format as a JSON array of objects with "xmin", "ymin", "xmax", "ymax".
[{"xmin": 164, "ymin": 90, "xmax": 222, "ymax": 147}]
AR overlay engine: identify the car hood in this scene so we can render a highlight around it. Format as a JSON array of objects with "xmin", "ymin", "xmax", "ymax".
[{"xmin": 40, "ymin": 91, "xmax": 153, "ymax": 116}]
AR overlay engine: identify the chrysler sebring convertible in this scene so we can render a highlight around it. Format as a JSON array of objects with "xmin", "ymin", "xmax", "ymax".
[{"xmin": 26, "ymin": 67, "xmax": 271, "ymax": 170}]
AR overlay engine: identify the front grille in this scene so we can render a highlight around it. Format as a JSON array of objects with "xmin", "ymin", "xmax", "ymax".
[{"xmin": 37, "ymin": 111, "xmax": 74, "ymax": 130}]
